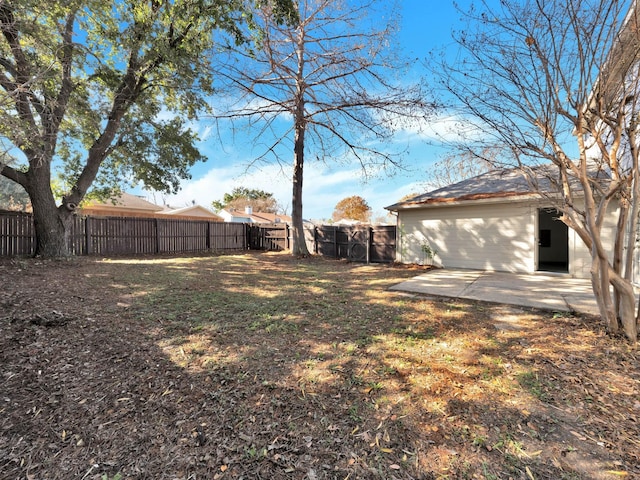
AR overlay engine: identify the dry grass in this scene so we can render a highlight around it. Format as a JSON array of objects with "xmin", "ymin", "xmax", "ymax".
[{"xmin": 1, "ymin": 251, "xmax": 639, "ymax": 479}]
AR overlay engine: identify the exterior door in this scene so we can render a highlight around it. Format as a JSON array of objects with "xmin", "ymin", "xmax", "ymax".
[{"xmin": 537, "ymin": 208, "xmax": 569, "ymax": 273}]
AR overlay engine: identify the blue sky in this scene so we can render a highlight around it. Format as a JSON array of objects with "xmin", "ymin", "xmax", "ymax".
[{"xmin": 148, "ymin": 1, "xmax": 469, "ymax": 221}]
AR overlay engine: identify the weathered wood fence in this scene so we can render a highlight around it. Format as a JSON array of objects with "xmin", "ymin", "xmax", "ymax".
[
  {"xmin": 248, "ymin": 223, "xmax": 290, "ymax": 251},
  {"xmin": 308, "ymin": 225, "xmax": 396, "ymax": 263},
  {"xmin": 0, "ymin": 211, "xmax": 246, "ymax": 256},
  {"xmin": 0, "ymin": 211, "xmax": 396, "ymax": 262},
  {"xmin": 0, "ymin": 211, "xmax": 34, "ymax": 256}
]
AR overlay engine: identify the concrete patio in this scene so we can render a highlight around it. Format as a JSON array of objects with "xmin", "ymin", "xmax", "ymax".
[{"xmin": 390, "ymin": 268, "xmax": 599, "ymax": 316}]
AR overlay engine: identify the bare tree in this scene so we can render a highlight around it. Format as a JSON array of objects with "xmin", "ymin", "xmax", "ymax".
[
  {"xmin": 427, "ymin": 147, "xmax": 499, "ymax": 189},
  {"xmin": 212, "ymin": 0, "xmax": 433, "ymax": 255},
  {"xmin": 435, "ymin": 0, "xmax": 640, "ymax": 341}
]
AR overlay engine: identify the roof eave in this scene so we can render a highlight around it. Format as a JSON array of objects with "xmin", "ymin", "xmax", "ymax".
[{"xmin": 386, "ymin": 192, "xmax": 547, "ymax": 211}]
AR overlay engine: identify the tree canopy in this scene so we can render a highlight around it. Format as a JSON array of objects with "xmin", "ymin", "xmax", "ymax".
[
  {"xmin": 211, "ymin": 187, "xmax": 280, "ymax": 213},
  {"xmin": 332, "ymin": 195, "xmax": 371, "ymax": 223},
  {"xmin": 0, "ymin": 0, "xmax": 295, "ymax": 256}
]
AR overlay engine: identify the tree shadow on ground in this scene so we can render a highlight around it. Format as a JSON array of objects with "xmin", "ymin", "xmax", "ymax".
[{"xmin": 0, "ymin": 252, "xmax": 637, "ymax": 479}]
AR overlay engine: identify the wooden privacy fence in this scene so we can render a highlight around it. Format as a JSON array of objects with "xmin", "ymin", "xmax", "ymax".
[
  {"xmin": 79, "ymin": 217, "xmax": 247, "ymax": 255},
  {"xmin": 0, "ymin": 211, "xmax": 35, "ymax": 256},
  {"xmin": 309, "ymin": 225, "xmax": 396, "ymax": 263},
  {"xmin": 0, "ymin": 211, "xmax": 397, "ymax": 262},
  {"xmin": 0, "ymin": 211, "xmax": 247, "ymax": 256},
  {"xmin": 247, "ymin": 223, "xmax": 290, "ymax": 251}
]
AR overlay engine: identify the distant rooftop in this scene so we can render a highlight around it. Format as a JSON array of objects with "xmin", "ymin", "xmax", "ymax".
[{"xmin": 83, "ymin": 192, "xmax": 163, "ymax": 212}]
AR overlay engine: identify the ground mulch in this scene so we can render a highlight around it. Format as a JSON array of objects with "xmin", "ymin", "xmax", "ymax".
[{"xmin": 1, "ymin": 252, "xmax": 638, "ymax": 480}]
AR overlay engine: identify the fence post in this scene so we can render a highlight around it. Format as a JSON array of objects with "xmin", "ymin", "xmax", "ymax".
[
  {"xmin": 85, "ymin": 217, "xmax": 92, "ymax": 255},
  {"xmin": 155, "ymin": 218, "xmax": 160, "ymax": 253},
  {"xmin": 314, "ymin": 226, "xmax": 318, "ymax": 254},
  {"xmin": 206, "ymin": 221, "xmax": 211, "ymax": 250},
  {"xmin": 366, "ymin": 226, "xmax": 371, "ymax": 264},
  {"xmin": 286, "ymin": 223, "xmax": 290, "ymax": 250}
]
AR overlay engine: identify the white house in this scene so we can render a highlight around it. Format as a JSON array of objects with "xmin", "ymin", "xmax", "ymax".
[
  {"xmin": 159, "ymin": 204, "xmax": 223, "ymax": 221},
  {"xmin": 385, "ymin": 168, "xmax": 619, "ymax": 279},
  {"xmin": 218, "ymin": 206, "xmax": 292, "ymax": 224}
]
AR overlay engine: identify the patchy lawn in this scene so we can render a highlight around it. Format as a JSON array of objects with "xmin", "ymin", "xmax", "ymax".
[{"xmin": 1, "ymin": 252, "xmax": 638, "ymax": 480}]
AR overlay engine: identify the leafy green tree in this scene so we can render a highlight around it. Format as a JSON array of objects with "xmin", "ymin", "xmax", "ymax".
[
  {"xmin": 332, "ymin": 195, "xmax": 371, "ymax": 223},
  {"xmin": 0, "ymin": 0, "xmax": 294, "ymax": 257},
  {"xmin": 213, "ymin": 0, "xmax": 434, "ymax": 255},
  {"xmin": 212, "ymin": 187, "xmax": 280, "ymax": 213}
]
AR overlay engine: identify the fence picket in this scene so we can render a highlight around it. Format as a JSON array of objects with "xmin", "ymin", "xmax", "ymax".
[
  {"xmin": 0, "ymin": 212, "xmax": 248, "ymax": 257},
  {"xmin": 0, "ymin": 211, "xmax": 396, "ymax": 262}
]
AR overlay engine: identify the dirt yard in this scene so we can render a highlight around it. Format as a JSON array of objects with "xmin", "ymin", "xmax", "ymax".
[{"xmin": 1, "ymin": 252, "xmax": 639, "ymax": 479}]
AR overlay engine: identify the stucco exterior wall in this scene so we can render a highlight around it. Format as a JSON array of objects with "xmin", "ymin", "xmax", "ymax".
[
  {"xmin": 398, "ymin": 201, "xmax": 536, "ymax": 273},
  {"xmin": 567, "ymin": 200, "xmax": 619, "ymax": 279},
  {"xmin": 396, "ymin": 199, "xmax": 619, "ymax": 279}
]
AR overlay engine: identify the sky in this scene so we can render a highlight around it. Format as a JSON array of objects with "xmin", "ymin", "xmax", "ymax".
[{"xmin": 142, "ymin": 1, "xmax": 469, "ymax": 222}]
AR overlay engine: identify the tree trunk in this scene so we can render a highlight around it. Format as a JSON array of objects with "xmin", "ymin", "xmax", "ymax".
[
  {"xmin": 613, "ymin": 199, "xmax": 628, "ymax": 313},
  {"xmin": 591, "ymin": 257, "xmax": 618, "ymax": 333},
  {"xmin": 290, "ymin": 119, "xmax": 309, "ymax": 256},
  {"xmin": 290, "ymin": 25, "xmax": 309, "ymax": 257},
  {"xmin": 609, "ymin": 269, "xmax": 638, "ymax": 343},
  {"xmin": 28, "ymin": 177, "xmax": 73, "ymax": 257},
  {"xmin": 610, "ymin": 271, "xmax": 638, "ymax": 341}
]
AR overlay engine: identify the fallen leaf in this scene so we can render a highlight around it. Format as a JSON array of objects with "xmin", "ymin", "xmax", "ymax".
[
  {"xmin": 570, "ymin": 430, "xmax": 586, "ymax": 441},
  {"xmin": 389, "ymin": 464, "xmax": 401, "ymax": 470},
  {"xmin": 525, "ymin": 466, "xmax": 535, "ymax": 480}
]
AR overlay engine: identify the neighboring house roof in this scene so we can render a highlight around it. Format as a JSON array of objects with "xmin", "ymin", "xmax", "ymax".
[
  {"xmin": 159, "ymin": 205, "xmax": 223, "ymax": 221},
  {"xmin": 81, "ymin": 193, "xmax": 224, "ymax": 221},
  {"xmin": 249, "ymin": 211, "xmax": 292, "ymax": 224},
  {"xmin": 80, "ymin": 192, "xmax": 164, "ymax": 215},
  {"xmin": 333, "ymin": 218, "xmax": 363, "ymax": 225},
  {"xmin": 219, "ymin": 208, "xmax": 292, "ymax": 224}
]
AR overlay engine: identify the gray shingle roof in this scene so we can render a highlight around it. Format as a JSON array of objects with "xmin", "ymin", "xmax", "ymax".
[{"xmin": 385, "ymin": 165, "xmax": 593, "ymax": 211}]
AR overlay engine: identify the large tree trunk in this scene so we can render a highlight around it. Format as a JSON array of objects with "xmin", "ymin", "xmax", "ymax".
[{"xmin": 28, "ymin": 174, "xmax": 73, "ymax": 257}]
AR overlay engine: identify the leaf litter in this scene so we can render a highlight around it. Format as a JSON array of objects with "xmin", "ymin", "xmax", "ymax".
[{"xmin": 0, "ymin": 252, "xmax": 638, "ymax": 479}]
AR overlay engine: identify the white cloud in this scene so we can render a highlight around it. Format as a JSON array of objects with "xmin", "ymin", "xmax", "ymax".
[
  {"xmin": 146, "ymin": 160, "xmax": 418, "ymax": 221},
  {"xmin": 391, "ymin": 112, "xmax": 486, "ymax": 145}
]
